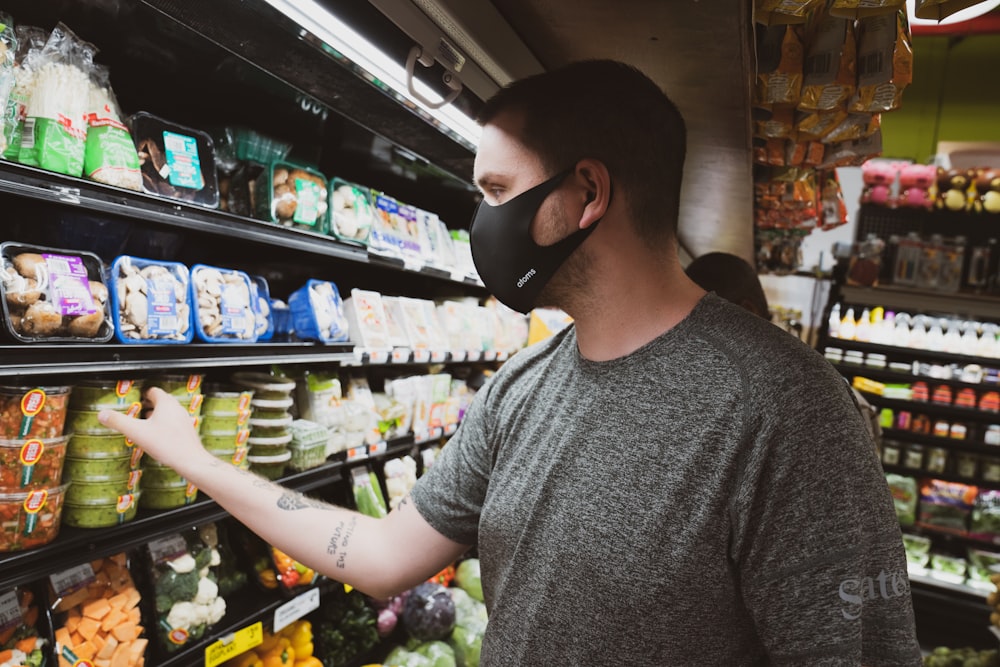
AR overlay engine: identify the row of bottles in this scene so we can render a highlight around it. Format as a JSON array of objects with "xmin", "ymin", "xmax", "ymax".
[{"xmin": 828, "ymin": 303, "xmax": 1000, "ymax": 358}]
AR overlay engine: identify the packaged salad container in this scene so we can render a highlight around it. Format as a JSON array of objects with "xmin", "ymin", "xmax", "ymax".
[
  {"xmin": 328, "ymin": 178, "xmax": 374, "ymax": 246},
  {"xmin": 0, "ymin": 243, "xmax": 114, "ymax": 343},
  {"xmin": 0, "ymin": 386, "xmax": 71, "ymax": 439},
  {"xmin": 189, "ymin": 264, "xmax": 257, "ymax": 343},
  {"xmin": 110, "ymin": 255, "xmax": 193, "ymax": 344},
  {"xmin": 128, "ymin": 111, "xmax": 220, "ymax": 208},
  {"xmin": 254, "ymin": 160, "xmax": 329, "ymax": 232},
  {"xmin": 0, "ymin": 483, "xmax": 69, "ymax": 552},
  {"xmin": 288, "ymin": 279, "xmax": 350, "ymax": 343},
  {"xmin": 0, "ymin": 435, "xmax": 69, "ymax": 490}
]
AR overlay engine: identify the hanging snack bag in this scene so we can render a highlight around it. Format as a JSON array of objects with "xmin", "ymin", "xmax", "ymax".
[
  {"xmin": 48, "ymin": 553, "xmax": 147, "ymax": 667},
  {"xmin": 819, "ymin": 169, "xmax": 849, "ymax": 230},
  {"xmin": 849, "ymin": 11, "xmax": 912, "ymax": 113},
  {"xmin": 2, "ymin": 25, "xmax": 47, "ymax": 161},
  {"xmin": 128, "ymin": 111, "xmax": 219, "ymax": 208},
  {"xmin": 830, "ymin": 0, "xmax": 905, "ymax": 17},
  {"xmin": 0, "ymin": 584, "xmax": 48, "ymax": 666},
  {"xmin": 144, "ymin": 525, "xmax": 227, "ymax": 652},
  {"xmin": 255, "ymin": 160, "xmax": 329, "ymax": 232},
  {"xmin": 17, "ymin": 23, "xmax": 95, "ymax": 177},
  {"xmin": 83, "ymin": 64, "xmax": 141, "ymax": 191},
  {"xmin": 329, "ymin": 178, "xmax": 374, "ymax": 246},
  {"xmin": 189, "ymin": 264, "xmax": 257, "ymax": 343},
  {"xmin": 110, "ymin": 255, "xmax": 193, "ymax": 344},
  {"xmin": 754, "ymin": 23, "xmax": 805, "ymax": 109},
  {"xmin": 798, "ymin": 10, "xmax": 856, "ymax": 112},
  {"xmin": 756, "ymin": 0, "xmax": 825, "ymax": 24},
  {"xmin": 0, "ymin": 242, "xmax": 114, "ymax": 343}
]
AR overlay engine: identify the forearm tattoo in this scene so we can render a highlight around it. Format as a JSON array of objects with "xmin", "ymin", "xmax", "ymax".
[
  {"xmin": 276, "ymin": 491, "xmax": 330, "ymax": 511},
  {"xmin": 326, "ymin": 515, "xmax": 357, "ymax": 568}
]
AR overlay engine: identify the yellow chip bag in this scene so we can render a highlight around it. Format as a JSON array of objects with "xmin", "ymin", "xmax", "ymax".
[
  {"xmin": 798, "ymin": 11, "xmax": 857, "ymax": 111},
  {"xmin": 849, "ymin": 10, "xmax": 912, "ymax": 113},
  {"xmin": 755, "ymin": 24, "xmax": 805, "ymax": 108}
]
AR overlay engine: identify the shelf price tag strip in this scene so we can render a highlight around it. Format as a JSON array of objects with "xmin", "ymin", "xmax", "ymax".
[
  {"xmin": 204, "ymin": 621, "xmax": 263, "ymax": 667},
  {"xmin": 273, "ymin": 587, "xmax": 321, "ymax": 633}
]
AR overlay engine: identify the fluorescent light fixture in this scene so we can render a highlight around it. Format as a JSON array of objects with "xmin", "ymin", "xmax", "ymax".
[
  {"xmin": 262, "ymin": 0, "xmax": 482, "ymax": 150},
  {"xmin": 907, "ymin": 0, "xmax": 1000, "ymax": 25}
]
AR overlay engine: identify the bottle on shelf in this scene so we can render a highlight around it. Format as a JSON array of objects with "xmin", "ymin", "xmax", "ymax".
[
  {"xmin": 943, "ymin": 319, "xmax": 963, "ymax": 354},
  {"xmin": 909, "ymin": 315, "xmax": 928, "ymax": 349},
  {"xmin": 925, "ymin": 318, "xmax": 945, "ymax": 352},
  {"xmin": 894, "ymin": 232, "xmax": 922, "ymax": 286},
  {"xmin": 840, "ymin": 307, "xmax": 857, "ymax": 341},
  {"xmin": 893, "ymin": 312, "xmax": 912, "ymax": 347},
  {"xmin": 856, "ymin": 308, "xmax": 872, "ymax": 342},
  {"xmin": 828, "ymin": 303, "xmax": 841, "ymax": 339},
  {"xmin": 961, "ymin": 321, "xmax": 981, "ymax": 356},
  {"xmin": 966, "ymin": 240, "xmax": 992, "ymax": 292}
]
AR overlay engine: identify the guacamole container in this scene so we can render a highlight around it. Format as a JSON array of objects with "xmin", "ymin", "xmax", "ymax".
[
  {"xmin": 66, "ymin": 433, "xmax": 130, "ymax": 458},
  {"xmin": 63, "ymin": 453, "xmax": 132, "ymax": 481},
  {"xmin": 66, "ymin": 401, "xmax": 141, "ymax": 436},
  {"xmin": 248, "ymin": 451, "xmax": 290, "ymax": 480},
  {"xmin": 140, "ymin": 480, "xmax": 198, "ymax": 510},
  {"xmin": 150, "ymin": 373, "xmax": 203, "ymax": 398},
  {"xmin": 62, "ymin": 491, "xmax": 140, "ymax": 528},
  {"xmin": 64, "ymin": 476, "xmax": 133, "ymax": 505},
  {"xmin": 0, "ymin": 483, "xmax": 69, "ymax": 552},
  {"xmin": 70, "ymin": 379, "xmax": 142, "ymax": 410},
  {"xmin": 202, "ymin": 385, "xmax": 254, "ymax": 415},
  {"xmin": 201, "ymin": 428, "xmax": 250, "ymax": 451},
  {"xmin": 0, "ymin": 435, "xmax": 69, "ymax": 490}
]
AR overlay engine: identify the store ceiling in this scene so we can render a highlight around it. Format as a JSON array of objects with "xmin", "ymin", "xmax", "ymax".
[{"xmin": 416, "ymin": 0, "xmax": 758, "ymax": 262}]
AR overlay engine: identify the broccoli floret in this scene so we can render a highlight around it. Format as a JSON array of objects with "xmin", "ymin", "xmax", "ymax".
[{"xmin": 155, "ymin": 569, "xmax": 200, "ymax": 603}]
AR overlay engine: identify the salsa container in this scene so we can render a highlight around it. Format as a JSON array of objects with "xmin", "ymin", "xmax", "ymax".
[
  {"xmin": 0, "ymin": 483, "xmax": 69, "ymax": 552},
  {"xmin": 0, "ymin": 435, "xmax": 69, "ymax": 490},
  {"xmin": 0, "ymin": 386, "xmax": 71, "ymax": 439}
]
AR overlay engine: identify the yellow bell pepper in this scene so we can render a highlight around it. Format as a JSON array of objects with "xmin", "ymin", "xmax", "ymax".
[
  {"xmin": 257, "ymin": 631, "xmax": 280, "ymax": 653},
  {"xmin": 293, "ymin": 657, "xmax": 323, "ymax": 667},
  {"xmin": 288, "ymin": 621, "xmax": 313, "ymax": 658},
  {"xmin": 229, "ymin": 651, "xmax": 263, "ymax": 667},
  {"xmin": 262, "ymin": 637, "xmax": 295, "ymax": 667}
]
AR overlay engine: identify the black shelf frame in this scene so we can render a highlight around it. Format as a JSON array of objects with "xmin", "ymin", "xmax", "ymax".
[
  {"xmin": 823, "ymin": 337, "xmax": 1000, "ymax": 369},
  {"xmin": 832, "ymin": 363, "xmax": 999, "ymax": 394},
  {"xmin": 881, "ymin": 428, "xmax": 1000, "ymax": 454},
  {"xmin": 882, "ymin": 462, "xmax": 990, "ymax": 489},
  {"xmin": 860, "ymin": 393, "xmax": 1000, "ymax": 425}
]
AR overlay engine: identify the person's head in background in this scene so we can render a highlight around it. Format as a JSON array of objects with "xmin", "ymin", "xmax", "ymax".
[{"xmin": 685, "ymin": 252, "xmax": 770, "ymax": 320}]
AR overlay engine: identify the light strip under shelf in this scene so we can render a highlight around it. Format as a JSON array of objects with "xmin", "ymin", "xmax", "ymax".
[{"xmin": 262, "ymin": 0, "xmax": 482, "ymax": 150}]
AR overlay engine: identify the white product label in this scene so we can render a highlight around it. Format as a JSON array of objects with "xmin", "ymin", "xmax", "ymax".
[
  {"xmin": 50, "ymin": 562, "xmax": 96, "ymax": 598},
  {"xmin": 272, "ymin": 588, "xmax": 321, "ymax": 633},
  {"xmin": 148, "ymin": 533, "xmax": 188, "ymax": 564},
  {"xmin": 0, "ymin": 591, "xmax": 22, "ymax": 631}
]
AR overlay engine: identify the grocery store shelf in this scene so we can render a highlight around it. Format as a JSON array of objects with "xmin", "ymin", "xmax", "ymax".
[
  {"xmin": 823, "ymin": 337, "xmax": 1000, "ymax": 368},
  {"xmin": 833, "ymin": 364, "xmax": 998, "ymax": 393},
  {"xmin": 860, "ymin": 393, "xmax": 1000, "ymax": 424},
  {"xmin": 840, "ymin": 284, "xmax": 1000, "ymax": 320},
  {"xmin": 0, "ymin": 161, "xmax": 484, "ymax": 292},
  {"xmin": 909, "ymin": 568, "xmax": 990, "ymax": 600},
  {"xmin": 882, "ymin": 463, "xmax": 994, "ymax": 489},
  {"xmin": 0, "ymin": 342, "xmax": 356, "ymax": 377},
  {"xmin": 882, "ymin": 429, "xmax": 1000, "ymax": 454},
  {"xmin": 0, "ymin": 461, "xmax": 344, "ymax": 591}
]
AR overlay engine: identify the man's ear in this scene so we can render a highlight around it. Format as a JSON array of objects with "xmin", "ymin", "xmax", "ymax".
[{"xmin": 573, "ymin": 159, "xmax": 611, "ymax": 230}]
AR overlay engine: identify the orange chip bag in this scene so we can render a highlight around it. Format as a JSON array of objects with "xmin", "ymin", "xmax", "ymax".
[
  {"xmin": 756, "ymin": 24, "xmax": 805, "ymax": 108},
  {"xmin": 757, "ymin": 0, "xmax": 826, "ymax": 24},
  {"xmin": 850, "ymin": 10, "xmax": 912, "ymax": 113},
  {"xmin": 798, "ymin": 11, "xmax": 857, "ymax": 111},
  {"xmin": 829, "ymin": 0, "xmax": 905, "ymax": 18},
  {"xmin": 795, "ymin": 108, "xmax": 849, "ymax": 141}
]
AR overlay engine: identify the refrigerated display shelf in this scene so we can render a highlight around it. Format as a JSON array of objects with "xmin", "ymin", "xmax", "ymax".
[
  {"xmin": 881, "ymin": 462, "xmax": 991, "ymax": 489},
  {"xmin": 860, "ymin": 393, "xmax": 1000, "ymax": 423},
  {"xmin": 0, "ymin": 160, "xmax": 484, "ymax": 291},
  {"xmin": 839, "ymin": 284, "xmax": 1000, "ymax": 321},
  {"xmin": 0, "ymin": 342, "xmax": 355, "ymax": 377},
  {"xmin": 0, "ymin": 460, "xmax": 344, "ymax": 591}
]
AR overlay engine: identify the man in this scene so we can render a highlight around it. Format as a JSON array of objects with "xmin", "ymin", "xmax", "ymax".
[{"xmin": 101, "ymin": 60, "xmax": 921, "ymax": 665}]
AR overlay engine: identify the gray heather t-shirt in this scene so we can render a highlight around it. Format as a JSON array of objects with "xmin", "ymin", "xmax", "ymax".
[{"xmin": 411, "ymin": 294, "xmax": 921, "ymax": 666}]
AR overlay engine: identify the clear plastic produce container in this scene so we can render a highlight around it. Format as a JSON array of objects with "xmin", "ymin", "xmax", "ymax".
[
  {"xmin": 109, "ymin": 255, "xmax": 193, "ymax": 344},
  {"xmin": 189, "ymin": 264, "xmax": 257, "ymax": 343},
  {"xmin": 0, "ymin": 385, "xmax": 72, "ymax": 439},
  {"xmin": 254, "ymin": 160, "xmax": 330, "ymax": 232},
  {"xmin": 328, "ymin": 178, "xmax": 374, "ymax": 246},
  {"xmin": 0, "ymin": 483, "xmax": 69, "ymax": 552},
  {"xmin": 0, "ymin": 435, "xmax": 69, "ymax": 490},
  {"xmin": 128, "ymin": 111, "xmax": 220, "ymax": 208}
]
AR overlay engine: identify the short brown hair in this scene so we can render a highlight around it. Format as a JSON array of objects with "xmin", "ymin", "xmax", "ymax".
[{"xmin": 477, "ymin": 60, "xmax": 687, "ymax": 244}]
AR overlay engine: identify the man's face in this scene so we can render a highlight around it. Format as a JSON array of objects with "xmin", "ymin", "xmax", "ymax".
[{"xmin": 473, "ymin": 111, "xmax": 572, "ymax": 247}]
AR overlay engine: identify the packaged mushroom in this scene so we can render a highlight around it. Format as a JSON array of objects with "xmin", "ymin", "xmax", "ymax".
[
  {"xmin": 328, "ymin": 178, "xmax": 374, "ymax": 246},
  {"xmin": 0, "ymin": 242, "xmax": 113, "ymax": 342},
  {"xmin": 254, "ymin": 160, "xmax": 329, "ymax": 232},
  {"xmin": 189, "ymin": 264, "xmax": 257, "ymax": 343},
  {"xmin": 127, "ymin": 111, "xmax": 220, "ymax": 208},
  {"xmin": 288, "ymin": 279, "xmax": 350, "ymax": 343},
  {"xmin": 110, "ymin": 255, "xmax": 193, "ymax": 344},
  {"xmin": 249, "ymin": 274, "xmax": 274, "ymax": 341}
]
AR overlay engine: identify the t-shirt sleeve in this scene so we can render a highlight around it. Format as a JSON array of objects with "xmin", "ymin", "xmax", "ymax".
[
  {"xmin": 409, "ymin": 379, "xmax": 495, "ymax": 546},
  {"xmin": 732, "ymin": 374, "xmax": 922, "ymax": 666}
]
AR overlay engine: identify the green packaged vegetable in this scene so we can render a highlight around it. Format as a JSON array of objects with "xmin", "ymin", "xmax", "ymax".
[{"xmin": 351, "ymin": 465, "xmax": 387, "ymax": 518}]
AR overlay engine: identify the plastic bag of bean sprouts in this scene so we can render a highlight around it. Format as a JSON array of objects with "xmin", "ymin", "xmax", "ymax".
[
  {"xmin": 83, "ymin": 64, "xmax": 141, "ymax": 190},
  {"xmin": 17, "ymin": 23, "xmax": 97, "ymax": 177}
]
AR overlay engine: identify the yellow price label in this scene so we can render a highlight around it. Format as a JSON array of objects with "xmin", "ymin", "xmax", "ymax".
[{"xmin": 204, "ymin": 621, "xmax": 263, "ymax": 667}]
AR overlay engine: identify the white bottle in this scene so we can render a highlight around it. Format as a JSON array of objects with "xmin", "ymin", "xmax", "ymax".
[
  {"xmin": 942, "ymin": 319, "xmax": 962, "ymax": 353},
  {"xmin": 925, "ymin": 318, "xmax": 944, "ymax": 351},
  {"xmin": 893, "ymin": 313, "xmax": 912, "ymax": 348},
  {"xmin": 910, "ymin": 316, "xmax": 928, "ymax": 349},
  {"xmin": 960, "ymin": 321, "xmax": 980, "ymax": 356},
  {"xmin": 877, "ymin": 311, "xmax": 896, "ymax": 345},
  {"xmin": 828, "ymin": 303, "xmax": 841, "ymax": 339},
  {"xmin": 839, "ymin": 308, "xmax": 857, "ymax": 341},
  {"xmin": 855, "ymin": 308, "xmax": 872, "ymax": 342}
]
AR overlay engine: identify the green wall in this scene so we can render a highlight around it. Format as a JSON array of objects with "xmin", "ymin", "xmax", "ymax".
[{"xmin": 881, "ymin": 34, "xmax": 1000, "ymax": 163}]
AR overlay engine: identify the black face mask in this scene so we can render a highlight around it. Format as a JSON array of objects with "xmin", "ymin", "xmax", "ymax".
[{"xmin": 469, "ymin": 169, "xmax": 599, "ymax": 314}]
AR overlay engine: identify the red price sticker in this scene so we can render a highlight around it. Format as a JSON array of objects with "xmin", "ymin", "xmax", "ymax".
[
  {"xmin": 346, "ymin": 446, "xmax": 366, "ymax": 462},
  {"xmin": 20, "ymin": 389, "xmax": 45, "ymax": 417},
  {"xmin": 19, "ymin": 439, "xmax": 43, "ymax": 466},
  {"xmin": 115, "ymin": 380, "xmax": 134, "ymax": 398}
]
